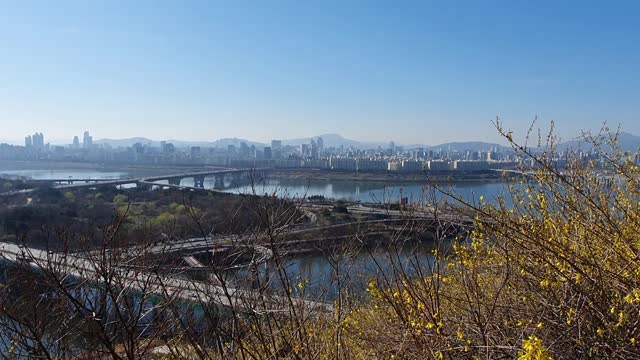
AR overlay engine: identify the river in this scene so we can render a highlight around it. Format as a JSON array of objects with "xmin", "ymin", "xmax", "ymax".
[
  {"xmin": 0, "ymin": 166, "xmax": 512, "ymax": 204},
  {"xmin": 229, "ymin": 239, "xmax": 445, "ymax": 301},
  {"xmin": 221, "ymin": 177, "xmax": 510, "ymax": 205}
]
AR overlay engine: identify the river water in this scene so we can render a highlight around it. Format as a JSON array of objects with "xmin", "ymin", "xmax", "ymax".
[
  {"xmin": 0, "ymin": 166, "xmax": 512, "ymax": 204},
  {"xmin": 230, "ymin": 240, "xmax": 445, "ymax": 301},
  {"xmin": 221, "ymin": 177, "xmax": 510, "ymax": 205}
]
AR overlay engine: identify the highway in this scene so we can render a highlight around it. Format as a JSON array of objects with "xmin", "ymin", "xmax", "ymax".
[
  {"xmin": 0, "ymin": 167, "xmax": 269, "ymax": 196},
  {"xmin": 0, "ymin": 241, "xmax": 333, "ymax": 313}
]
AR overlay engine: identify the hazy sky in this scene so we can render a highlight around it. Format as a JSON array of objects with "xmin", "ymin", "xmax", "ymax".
[{"xmin": 1, "ymin": 1, "xmax": 639, "ymax": 145}]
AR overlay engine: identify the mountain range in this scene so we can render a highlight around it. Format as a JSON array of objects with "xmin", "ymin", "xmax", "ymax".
[
  {"xmin": 94, "ymin": 137, "xmax": 265, "ymax": 149},
  {"xmin": 93, "ymin": 132, "xmax": 640, "ymax": 154},
  {"xmin": 553, "ymin": 132, "xmax": 640, "ymax": 153}
]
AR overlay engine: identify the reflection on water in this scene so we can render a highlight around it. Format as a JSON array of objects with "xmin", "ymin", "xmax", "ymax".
[
  {"xmin": 222, "ymin": 177, "xmax": 510, "ymax": 204},
  {"xmin": 231, "ymin": 240, "xmax": 447, "ymax": 301}
]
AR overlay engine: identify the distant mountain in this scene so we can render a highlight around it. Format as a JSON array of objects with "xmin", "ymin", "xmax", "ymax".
[
  {"xmin": 95, "ymin": 137, "xmax": 265, "ymax": 149},
  {"xmin": 282, "ymin": 133, "xmax": 391, "ymax": 149},
  {"xmin": 555, "ymin": 132, "xmax": 640, "ymax": 153},
  {"xmin": 285, "ymin": 135, "xmax": 510, "ymax": 152},
  {"xmin": 167, "ymin": 138, "xmax": 265, "ymax": 149},
  {"xmin": 614, "ymin": 132, "xmax": 640, "ymax": 151},
  {"xmin": 95, "ymin": 132, "xmax": 640, "ymax": 154},
  {"xmin": 94, "ymin": 137, "xmax": 157, "ymax": 147},
  {"xmin": 95, "ymin": 133, "xmax": 424, "ymax": 150},
  {"xmin": 426, "ymin": 141, "xmax": 511, "ymax": 153},
  {"xmin": 0, "ymin": 139, "xmax": 22, "ymax": 146},
  {"xmin": 94, "ymin": 134, "xmax": 512, "ymax": 152}
]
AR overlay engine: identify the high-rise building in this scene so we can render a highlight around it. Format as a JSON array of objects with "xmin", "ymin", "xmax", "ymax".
[
  {"xmin": 310, "ymin": 139, "xmax": 319, "ymax": 159},
  {"xmin": 240, "ymin": 142, "xmax": 249, "ymax": 156},
  {"xmin": 24, "ymin": 133, "xmax": 44, "ymax": 148},
  {"xmin": 32, "ymin": 133, "xmax": 44, "ymax": 148},
  {"xmin": 271, "ymin": 140, "xmax": 282, "ymax": 159},
  {"xmin": 83, "ymin": 131, "xmax": 93, "ymax": 149},
  {"xmin": 162, "ymin": 142, "xmax": 175, "ymax": 154},
  {"xmin": 264, "ymin": 146, "xmax": 273, "ymax": 160},
  {"xmin": 133, "ymin": 143, "xmax": 145, "ymax": 154},
  {"xmin": 73, "ymin": 136, "xmax": 80, "ymax": 148},
  {"xmin": 301, "ymin": 144, "xmax": 311, "ymax": 158}
]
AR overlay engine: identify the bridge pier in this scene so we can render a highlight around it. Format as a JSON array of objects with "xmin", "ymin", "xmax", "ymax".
[
  {"xmin": 168, "ymin": 178, "xmax": 182, "ymax": 186},
  {"xmin": 193, "ymin": 175, "xmax": 206, "ymax": 188},
  {"xmin": 214, "ymin": 174, "xmax": 225, "ymax": 189},
  {"xmin": 137, "ymin": 182, "xmax": 152, "ymax": 191},
  {"xmin": 229, "ymin": 172, "xmax": 244, "ymax": 187}
]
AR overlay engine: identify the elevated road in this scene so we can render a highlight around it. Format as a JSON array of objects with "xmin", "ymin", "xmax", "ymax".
[
  {"xmin": 0, "ymin": 241, "xmax": 332, "ymax": 313},
  {"xmin": 144, "ymin": 212, "xmax": 470, "ymax": 260},
  {"xmin": 302, "ymin": 203, "xmax": 475, "ymax": 225},
  {"xmin": 0, "ymin": 167, "xmax": 272, "ymax": 196},
  {"xmin": 143, "ymin": 168, "xmax": 271, "ymax": 183}
]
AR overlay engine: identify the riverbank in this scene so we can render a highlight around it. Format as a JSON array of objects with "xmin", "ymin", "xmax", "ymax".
[{"xmin": 269, "ymin": 169, "xmax": 511, "ymax": 183}]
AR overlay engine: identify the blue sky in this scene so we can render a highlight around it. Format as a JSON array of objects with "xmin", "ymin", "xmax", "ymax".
[{"xmin": 1, "ymin": 1, "xmax": 639, "ymax": 145}]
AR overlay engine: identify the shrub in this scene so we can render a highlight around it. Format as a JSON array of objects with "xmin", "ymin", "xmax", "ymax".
[
  {"xmin": 332, "ymin": 205, "xmax": 349, "ymax": 214},
  {"xmin": 234, "ymin": 124, "xmax": 640, "ymax": 359},
  {"xmin": 64, "ymin": 191, "xmax": 75, "ymax": 202},
  {"xmin": 113, "ymin": 194, "xmax": 128, "ymax": 205},
  {"xmin": 320, "ymin": 124, "xmax": 640, "ymax": 359}
]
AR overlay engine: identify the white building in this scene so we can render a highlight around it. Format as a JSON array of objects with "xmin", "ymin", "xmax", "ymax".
[
  {"xmin": 388, "ymin": 161, "xmax": 401, "ymax": 171},
  {"xmin": 330, "ymin": 157, "xmax": 357, "ymax": 171},
  {"xmin": 427, "ymin": 160, "xmax": 452, "ymax": 172},
  {"xmin": 401, "ymin": 160, "xmax": 424, "ymax": 172}
]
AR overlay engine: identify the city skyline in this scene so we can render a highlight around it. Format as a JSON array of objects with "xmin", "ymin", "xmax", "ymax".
[
  {"xmin": 2, "ymin": 1, "xmax": 640, "ymax": 144},
  {"xmin": 4, "ymin": 128, "xmax": 523, "ymax": 173},
  {"xmin": 7, "ymin": 128, "xmax": 640, "ymax": 150},
  {"xmin": 3, "ymin": 130, "xmax": 504, "ymax": 149}
]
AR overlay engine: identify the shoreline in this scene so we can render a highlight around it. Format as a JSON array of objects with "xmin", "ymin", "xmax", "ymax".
[{"xmin": 268, "ymin": 169, "xmax": 511, "ymax": 184}]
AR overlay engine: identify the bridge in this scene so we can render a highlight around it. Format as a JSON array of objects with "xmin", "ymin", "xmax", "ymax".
[
  {"xmin": 143, "ymin": 168, "xmax": 271, "ymax": 189},
  {"xmin": 0, "ymin": 167, "xmax": 273, "ymax": 196}
]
